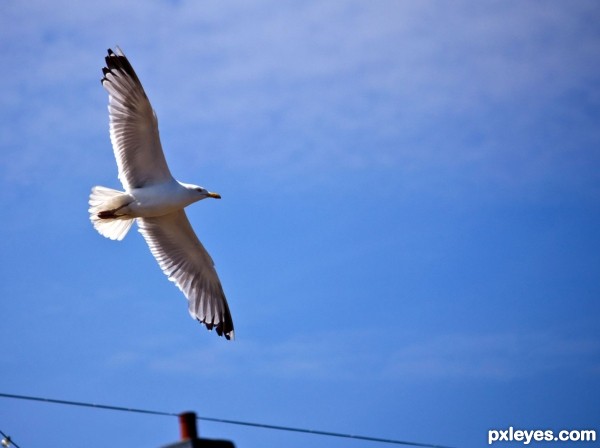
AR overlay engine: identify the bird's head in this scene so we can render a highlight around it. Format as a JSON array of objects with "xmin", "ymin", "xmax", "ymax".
[
  {"xmin": 194, "ymin": 186, "xmax": 221, "ymax": 200},
  {"xmin": 182, "ymin": 183, "xmax": 221, "ymax": 200}
]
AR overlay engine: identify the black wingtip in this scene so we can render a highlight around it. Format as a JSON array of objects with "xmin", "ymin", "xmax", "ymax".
[
  {"xmin": 216, "ymin": 324, "xmax": 234, "ymax": 341},
  {"xmin": 101, "ymin": 47, "xmax": 143, "ymax": 87},
  {"xmin": 199, "ymin": 317, "xmax": 235, "ymax": 341}
]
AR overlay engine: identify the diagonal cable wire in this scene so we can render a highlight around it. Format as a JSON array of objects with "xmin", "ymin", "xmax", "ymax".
[
  {"xmin": 0, "ymin": 392, "xmax": 177, "ymax": 417},
  {"xmin": 0, "ymin": 429, "xmax": 21, "ymax": 448},
  {"xmin": 193, "ymin": 415, "xmax": 454, "ymax": 447},
  {"xmin": 0, "ymin": 392, "xmax": 456, "ymax": 448}
]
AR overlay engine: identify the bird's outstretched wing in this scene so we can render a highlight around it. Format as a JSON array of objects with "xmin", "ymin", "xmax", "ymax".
[
  {"xmin": 138, "ymin": 210, "xmax": 234, "ymax": 339},
  {"xmin": 101, "ymin": 47, "xmax": 173, "ymax": 190}
]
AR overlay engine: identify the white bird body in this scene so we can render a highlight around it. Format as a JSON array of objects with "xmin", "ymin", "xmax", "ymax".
[
  {"xmin": 89, "ymin": 48, "xmax": 234, "ymax": 340},
  {"xmin": 128, "ymin": 182, "xmax": 191, "ymax": 218},
  {"xmin": 113, "ymin": 181, "xmax": 218, "ymax": 218}
]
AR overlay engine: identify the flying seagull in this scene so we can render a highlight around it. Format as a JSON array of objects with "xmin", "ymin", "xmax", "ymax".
[{"xmin": 89, "ymin": 48, "xmax": 234, "ymax": 340}]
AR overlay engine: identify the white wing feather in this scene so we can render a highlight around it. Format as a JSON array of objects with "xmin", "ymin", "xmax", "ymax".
[
  {"xmin": 101, "ymin": 48, "xmax": 173, "ymax": 190},
  {"xmin": 137, "ymin": 210, "xmax": 234, "ymax": 339}
]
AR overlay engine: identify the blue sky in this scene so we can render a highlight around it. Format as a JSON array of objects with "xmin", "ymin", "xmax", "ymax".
[{"xmin": 1, "ymin": 1, "xmax": 599, "ymax": 447}]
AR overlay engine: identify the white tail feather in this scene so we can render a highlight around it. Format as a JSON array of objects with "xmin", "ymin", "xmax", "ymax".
[{"xmin": 88, "ymin": 186, "xmax": 134, "ymax": 241}]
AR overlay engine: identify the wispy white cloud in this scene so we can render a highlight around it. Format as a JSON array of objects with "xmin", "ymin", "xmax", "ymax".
[
  {"xmin": 1, "ymin": 0, "xmax": 599, "ymax": 193},
  {"xmin": 384, "ymin": 332, "xmax": 600, "ymax": 380},
  {"xmin": 105, "ymin": 328, "xmax": 600, "ymax": 382}
]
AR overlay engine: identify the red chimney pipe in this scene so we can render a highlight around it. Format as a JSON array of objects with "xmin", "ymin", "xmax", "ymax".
[{"xmin": 179, "ymin": 412, "xmax": 198, "ymax": 440}]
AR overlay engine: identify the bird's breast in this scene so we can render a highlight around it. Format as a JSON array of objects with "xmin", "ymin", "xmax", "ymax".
[{"xmin": 126, "ymin": 183, "xmax": 196, "ymax": 218}]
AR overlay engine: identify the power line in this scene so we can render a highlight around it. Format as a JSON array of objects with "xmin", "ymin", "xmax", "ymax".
[
  {"xmin": 0, "ymin": 392, "xmax": 455, "ymax": 448},
  {"xmin": 0, "ymin": 392, "xmax": 176, "ymax": 418},
  {"xmin": 0, "ymin": 429, "xmax": 21, "ymax": 448},
  {"xmin": 192, "ymin": 415, "xmax": 454, "ymax": 447}
]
